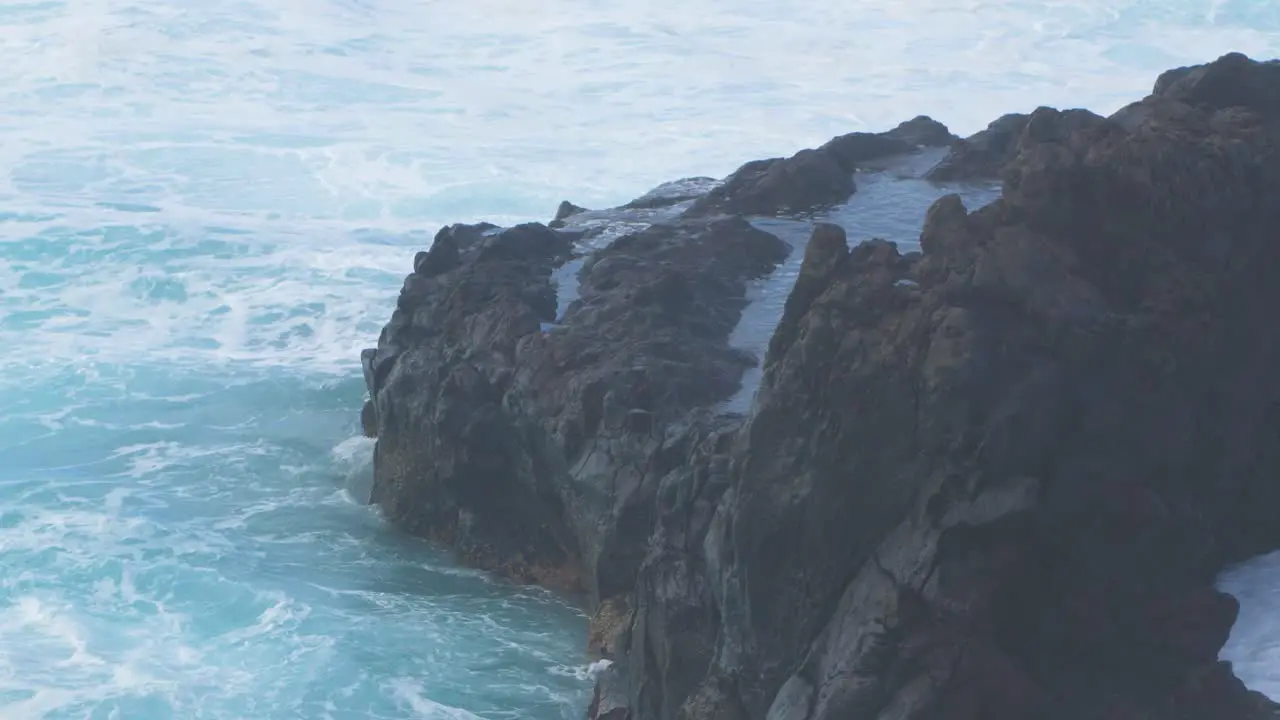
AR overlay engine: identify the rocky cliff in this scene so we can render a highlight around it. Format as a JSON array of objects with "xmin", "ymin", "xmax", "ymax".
[{"xmin": 359, "ymin": 52, "xmax": 1280, "ymax": 719}]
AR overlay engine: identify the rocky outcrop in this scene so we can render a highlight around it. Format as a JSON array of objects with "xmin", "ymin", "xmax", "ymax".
[
  {"xmin": 359, "ymin": 117, "xmax": 956, "ymax": 601},
  {"xmin": 360, "ymin": 52, "xmax": 1280, "ymax": 720},
  {"xmin": 924, "ymin": 112, "xmax": 1030, "ymax": 181},
  {"xmin": 362, "ymin": 209, "xmax": 790, "ymax": 599},
  {"xmin": 551, "ymin": 201, "xmax": 589, "ymax": 228},
  {"xmin": 685, "ymin": 116, "xmax": 955, "ymax": 217}
]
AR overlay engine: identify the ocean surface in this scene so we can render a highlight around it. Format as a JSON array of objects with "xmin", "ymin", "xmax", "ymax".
[{"xmin": 0, "ymin": 0, "xmax": 1278, "ymax": 717}]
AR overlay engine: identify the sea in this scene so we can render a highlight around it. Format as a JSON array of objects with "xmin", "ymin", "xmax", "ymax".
[{"xmin": 0, "ymin": 1, "xmax": 1277, "ymax": 717}]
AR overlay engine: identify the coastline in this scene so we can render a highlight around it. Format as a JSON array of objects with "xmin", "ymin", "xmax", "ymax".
[{"xmin": 360, "ymin": 52, "xmax": 1280, "ymax": 719}]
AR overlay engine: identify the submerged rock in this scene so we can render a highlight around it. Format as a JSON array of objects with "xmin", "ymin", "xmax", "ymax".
[{"xmin": 360, "ymin": 51, "xmax": 1280, "ymax": 720}]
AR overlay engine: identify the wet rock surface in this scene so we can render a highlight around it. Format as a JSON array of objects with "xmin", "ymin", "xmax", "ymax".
[
  {"xmin": 685, "ymin": 116, "xmax": 956, "ymax": 217},
  {"xmin": 363, "ymin": 205, "xmax": 789, "ymax": 598},
  {"xmin": 924, "ymin": 112, "xmax": 1030, "ymax": 181},
  {"xmin": 361, "ymin": 52, "xmax": 1280, "ymax": 720}
]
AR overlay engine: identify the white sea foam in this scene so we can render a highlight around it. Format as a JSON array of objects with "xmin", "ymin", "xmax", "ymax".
[
  {"xmin": 1220, "ymin": 552, "xmax": 1280, "ymax": 700},
  {"xmin": 386, "ymin": 678, "xmax": 488, "ymax": 720},
  {"xmin": 0, "ymin": 0, "xmax": 1275, "ymax": 376}
]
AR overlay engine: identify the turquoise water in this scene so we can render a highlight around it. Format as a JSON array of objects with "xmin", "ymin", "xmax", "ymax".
[
  {"xmin": 1, "ymin": 1, "xmax": 1278, "ymax": 717},
  {"xmin": 0, "ymin": 235, "xmax": 592, "ymax": 718}
]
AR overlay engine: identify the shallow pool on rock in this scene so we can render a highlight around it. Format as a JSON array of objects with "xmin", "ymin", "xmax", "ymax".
[
  {"xmin": 721, "ymin": 149, "xmax": 1004, "ymax": 414},
  {"xmin": 1220, "ymin": 552, "xmax": 1280, "ymax": 701}
]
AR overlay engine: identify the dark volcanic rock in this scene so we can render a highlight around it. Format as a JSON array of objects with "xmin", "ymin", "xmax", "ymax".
[
  {"xmin": 548, "ymin": 179, "xmax": 724, "ymax": 246},
  {"xmin": 360, "ymin": 51, "xmax": 1280, "ymax": 720},
  {"xmin": 363, "ymin": 210, "xmax": 788, "ymax": 597},
  {"xmin": 551, "ymin": 200, "xmax": 589, "ymax": 228},
  {"xmin": 686, "ymin": 116, "xmax": 956, "ymax": 217},
  {"xmin": 924, "ymin": 108, "xmax": 1109, "ymax": 182},
  {"xmin": 622, "ymin": 178, "xmax": 722, "ymax": 210},
  {"xmin": 1153, "ymin": 51, "xmax": 1280, "ymax": 114},
  {"xmin": 366, "ymin": 221, "xmax": 578, "ymax": 586},
  {"xmin": 924, "ymin": 112, "xmax": 1030, "ymax": 181},
  {"xmin": 642, "ymin": 51, "xmax": 1280, "ymax": 720}
]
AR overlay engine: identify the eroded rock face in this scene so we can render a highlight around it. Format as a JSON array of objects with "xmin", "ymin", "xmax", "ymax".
[
  {"xmin": 363, "ymin": 211, "xmax": 788, "ymax": 599},
  {"xmin": 366, "ymin": 221, "xmax": 579, "ymax": 587},
  {"xmin": 658, "ymin": 52, "xmax": 1280, "ymax": 720},
  {"xmin": 361, "ymin": 51, "xmax": 1280, "ymax": 720}
]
